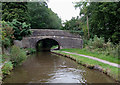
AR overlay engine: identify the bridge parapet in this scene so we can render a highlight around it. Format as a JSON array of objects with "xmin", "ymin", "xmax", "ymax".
[{"xmin": 30, "ymin": 29, "xmax": 81, "ymax": 38}]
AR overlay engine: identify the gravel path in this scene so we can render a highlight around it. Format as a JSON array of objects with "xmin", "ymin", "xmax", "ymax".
[{"xmin": 62, "ymin": 51, "xmax": 120, "ymax": 68}]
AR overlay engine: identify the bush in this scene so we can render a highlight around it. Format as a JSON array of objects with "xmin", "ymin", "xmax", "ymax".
[
  {"xmin": 104, "ymin": 41, "xmax": 114, "ymax": 55},
  {"xmin": 83, "ymin": 38, "xmax": 88, "ymax": 48},
  {"xmin": 86, "ymin": 36, "xmax": 120, "ymax": 59},
  {"xmin": 92, "ymin": 35, "xmax": 105, "ymax": 48},
  {"xmin": 1, "ymin": 21, "xmax": 14, "ymax": 49},
  {"xmin": 116, "ymin": 43, "xmax": 120, "ymax": 59},
  {"xmin": 2, "ymin": 61, "xmax": 13, "ymax": 75},
  {"xmin": 7, "ymin": 19, "xmax": 31, "ymax": 40},
  {"xmin": 26, "ymin": 48, "xmax": 36, "ymax": 54},
  {"xmin": 87, "ymin": 35, "xmax": 105, "ymax": 50},
  {"xmin": 2, "ymin": 37, "xmax": 11, "ymax": 48},
  {"xmin": 10, "ymin": 45, "xmax": 27, "ymax": 66},
  {"xmin": 108, "ymin": 43, "xmax": 120, "ymax": 59},
  {"xmin": 87, "ymin": 38, "xmax": 94, "ymax": 49},
  {"xmin": 2, "ymin": 21, "xmax": 15, "ymax": 40}
]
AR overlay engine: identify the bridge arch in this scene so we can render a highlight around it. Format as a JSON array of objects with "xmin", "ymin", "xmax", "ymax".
[{"xmin": 36, "ymin": 38, "xmax": 61, "ymax": 51}]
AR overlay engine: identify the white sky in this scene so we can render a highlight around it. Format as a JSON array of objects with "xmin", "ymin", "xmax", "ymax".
[{"xmin": 47, "ymin": 0, "xmax": 80, "ymax": 22}]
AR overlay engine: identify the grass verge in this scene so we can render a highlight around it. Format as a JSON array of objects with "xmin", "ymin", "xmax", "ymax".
[
  {"xmin": 60, "ymin": 48, "xmax": 120, "ymax": 64},
  {"xmin": 53, "ymin": 50, "xmax": 120, "ymax": 82}
]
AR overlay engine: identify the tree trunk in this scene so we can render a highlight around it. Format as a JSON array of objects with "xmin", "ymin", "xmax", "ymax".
[{"xmin": 87, "ymin": 16, "xmax": 90, "ymax": 39}]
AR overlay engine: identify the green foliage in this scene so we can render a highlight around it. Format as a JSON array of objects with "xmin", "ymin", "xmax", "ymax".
[
  {"xmin": 26, "ymin": 48, "xmax": 36, "ymax": 54},
  {"xmin": 2, "ymin": 2, "xmax": 28, "ymax": 23},
  {"xmin": 86, "ymin": 35, "xmax": 120, "ymax": 59},
  {"xmin": 116, "ymin": 43, "xmax": 120, "ymax": 58},
  {"xmin": 27, "ymin": 2, "xmax": 62, "ymax": 29},
  {"xmin": 2, "ymin": 21, "xmax": 15, "ymax": 40},
  {"xmin": 10, "ymin": 45, "xmax": 27, "ymax": 66},
  {"xmin": 74, "ymin": 2, "xmax": 120, "ymax": 43},
  {"xmin": 111, "ymin": 32, "xmax": 120, "ymax": 43},
  {"xmin": 2, "ymin": 38, "xmax": 11, "ymax": 48},
  {"xmin": 1, "ymin": 21, "xmax": 14, "ymax": 48},
  {"xmin": 63, "ymin": 17, "xmax": 82, "ymax": 30},
  {"xmin": 63, "ymin": 17, "xmax": 85, "ymax": 36},
  {"xmin": 105, "ymin": 42, "xmax": 120, "ymax": 59},
  {"xmin": 7, "ymin": 19, "xmax": 31, "ymax": 40},
  {"xmin": 2, "ymin": 2, "xmax": 62, "ymax": 29},
  {"xmin": 87, "ymin": 35, "xmax": 105, "ymax": 49},
  {"xmin": 51, "ymin": 45, "xmax": 59, "ymax": 49},
  {"xmin": 2, "ymin": 2, "xmax": 31, "ymax": 40},
  {"xmin": 2, "ymin": 61, "xmax": 13, "ymax": 75},
  {"xmin": 48, "ymin": 8, "xmax": 62, "ymax": 29}
]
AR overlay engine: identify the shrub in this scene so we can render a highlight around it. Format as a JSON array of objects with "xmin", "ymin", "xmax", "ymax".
[
  {"xmin": 2, "ymin": 37, "xmax": 11, "ymax": 48},
  {"xmin": 2, "ymin": 54, "xmax": 11, "ymax": 63},
  {"xmin": 105, "ymin": 41, "xmax": 114, "ymax": 55},
  {"xmin": 104, "ymin": 41, "xmax": 120, "ymax": 58},
  {"xmin": 26, "ymin": 48, "xmax": 36, "ymax": 54},
  {"xmin": 86, "ymin": 36, "xmax": 120, "ymax": 59},
  {"xmin": 2, "ymin": 21, "xmax": 15, "ymax": 40},
  {"xmin": 7, "ymin": 19, "xmax": 31, "ymax": 40},
  {"xmin": 87, "ymin": 38, "xmax": 94, "ymax": 50},
  {"xmin": 87, "ymin": 35, "xmax": 105, "ymax": 50},
  {"xmin": 83, "ymin": 38, "xmax": 88, "ymax": 48},
  {"xmin": 10, "ymin": 45, "xmax": 27, "ymax": 66},
  {"xmin": 1, "ymin": 21, "xmax": 14, "ymax": 49},
  {"xmin": 116, "ymin": 43, "xmax": 120, "ymax": 59},
  {"xmin": 2, "ymin": 61, "xmax": 13, "ymax": 75},
  {"xmin": 93, "ymin": 35, "xmax": 105, "ymax": 48},
  {"xmin": 110, "ymin": 43, "xmax": 120, "ymax": 59}
]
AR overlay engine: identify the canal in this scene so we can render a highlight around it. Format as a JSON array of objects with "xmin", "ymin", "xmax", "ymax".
[{"xmin": 3, "ymin": 52, "xmax": 115, "ymax": 83}]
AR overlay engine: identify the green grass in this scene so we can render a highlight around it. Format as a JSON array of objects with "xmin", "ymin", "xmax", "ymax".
[
  {"xmin": 60, "ymin": 48, "xmax": 120, "ymax": 64},
  {"xmin": 51, "ymin": 45, "xmax": 58, "ymax": 49},
  {"xmin": 53, "ymin": 50, "xmax": 120, "ymax": 81}
]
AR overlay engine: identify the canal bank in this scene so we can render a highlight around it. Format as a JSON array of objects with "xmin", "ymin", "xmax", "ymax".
[
  {"xmin": 52, "ymin": 51, "xmax": 120, "ymax": 83},
  {"xmin": 0, "ymin": 47, "xmax": 36, "ymax": 84}
]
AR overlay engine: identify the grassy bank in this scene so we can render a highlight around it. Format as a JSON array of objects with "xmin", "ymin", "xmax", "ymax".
[
  {"xmin": 60, "ymin": 48, "xmax": 119, "ymax": 64},
  {"xmin": 53, "ymin": 50, "xmax": 120, "ymax": 82}
]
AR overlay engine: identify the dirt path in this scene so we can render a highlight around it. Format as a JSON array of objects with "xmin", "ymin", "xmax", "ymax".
[{"xmin": 62, "ymin": 51, "xmax": 120, "ymax": 68}]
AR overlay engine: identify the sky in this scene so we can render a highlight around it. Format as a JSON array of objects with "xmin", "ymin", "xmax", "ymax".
[{"xmin": 47, "ymin": 0, "xmax": 80, "ymax": 22}]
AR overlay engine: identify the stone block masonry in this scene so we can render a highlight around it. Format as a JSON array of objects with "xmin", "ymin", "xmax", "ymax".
[{"xmin": 14, "ymin": 29, "xmax": 83, "ymax": 49}]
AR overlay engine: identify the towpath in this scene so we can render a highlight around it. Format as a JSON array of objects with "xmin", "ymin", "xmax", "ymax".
[{"xmin": 61, "ymin": 51, "xmax": 120, "ymax": 68}]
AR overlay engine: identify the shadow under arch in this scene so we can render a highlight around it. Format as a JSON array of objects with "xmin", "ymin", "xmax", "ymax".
[{"xmin": 36, "ymin": 38, "xmax": 60, "ymax": 52}]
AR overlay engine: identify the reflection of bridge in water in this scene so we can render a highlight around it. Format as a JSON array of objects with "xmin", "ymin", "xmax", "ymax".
[{"xmin": 14, "ymin": 29, "xmax": 83, "ymax": 49}]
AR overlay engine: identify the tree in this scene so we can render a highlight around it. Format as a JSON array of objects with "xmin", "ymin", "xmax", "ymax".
[
  {"xmin": 47, "ymin": 8, "xmax": 62, "ymax": 29},
  {"xmin": 27, "ymin": 2, "xmax": 62, "ymax": 29},
  {"xmin": 75, "ymin": 2, "xmax": 90, "ymax": 39},
  {"xmin": 63, "ymin": 17, "xmax": 84, "ymax": 36},
  {"xmin": 63, "ymin": 17, "xmax": 81, "ymax": 30},
  {"xmin": 74, "ymin": 2, "xmax": 120, "ymax": 43},
  {"xmin": 2, "ymin": 2, "xmax": 28, "ymax": 23}
]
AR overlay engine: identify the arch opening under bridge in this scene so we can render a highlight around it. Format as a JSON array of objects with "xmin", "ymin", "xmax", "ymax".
[{"xmin": 36, "ymin": 38, "xmax": 60, "ymax": 51}]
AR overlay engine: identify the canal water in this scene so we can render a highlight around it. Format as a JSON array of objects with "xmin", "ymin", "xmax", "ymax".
[{"xmin": 3, "ymin": 52, "xmax": 115, "ymax": 83}]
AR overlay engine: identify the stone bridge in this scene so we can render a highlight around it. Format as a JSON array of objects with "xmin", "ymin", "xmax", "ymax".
[{"xmin": 14, "ymin": 29, "xmax": 83, "ymax": 49}]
